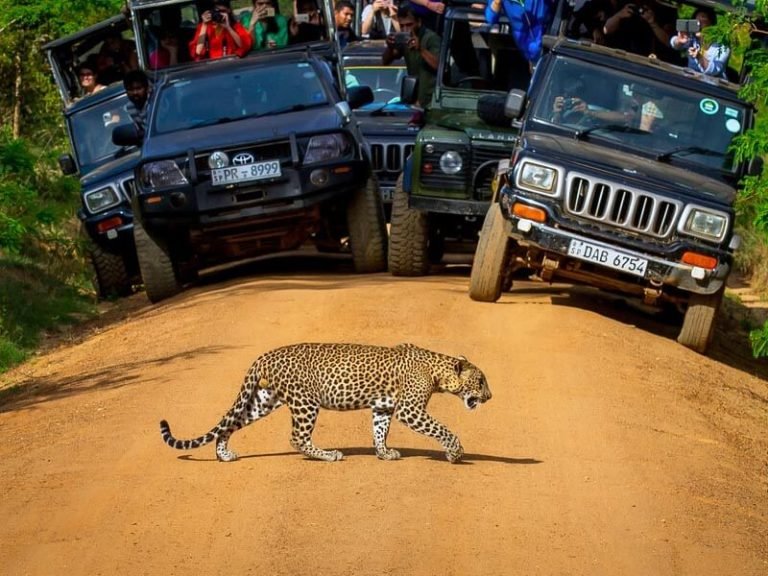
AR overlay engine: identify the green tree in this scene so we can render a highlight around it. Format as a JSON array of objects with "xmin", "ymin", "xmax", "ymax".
[
  {"xmin": 0, "ymin": 0, "xmax": 122, "ymax": 140},
  {"xmin": 714, "ymin": 1, "xmax": 768, "ymax": 356}
]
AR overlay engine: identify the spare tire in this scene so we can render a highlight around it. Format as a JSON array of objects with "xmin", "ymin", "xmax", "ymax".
[{"xmin": 477, "ymin": 94, "xmax": 510, "ymax": 127}]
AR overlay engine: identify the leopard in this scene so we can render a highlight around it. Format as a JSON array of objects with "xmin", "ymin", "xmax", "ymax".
[{"xmin": 159, "ymin": 342, "xmax": 492, "ymax": 463}]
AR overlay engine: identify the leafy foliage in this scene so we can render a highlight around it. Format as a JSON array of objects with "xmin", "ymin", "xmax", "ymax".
[{"xmin": 723, "ymin": 1, "xmax": 768, "ymax": 357}]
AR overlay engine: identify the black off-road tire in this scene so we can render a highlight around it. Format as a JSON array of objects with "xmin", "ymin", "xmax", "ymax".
[
  {"xmin": 469, "ymin": 205, "xmax": 510, "ymax": 302},
  {"xmin": 131, "ymin": 195, "xmax": 182, "ymax": 303},
  {"xmin": 677, "ymin": 289, "xmax": 724, "ymax": 354},
  {"xmin": 477, "ymin": 94, "xmax": 510, "ymax": 127},
  {"xmin": 346, "ymin": 177, "xmax": 388, "ymax": 273},
  {"xmin": 388, "ymin": 174, "xmax": 430, "ymax": 276},
  {"xmin": 82, "ymin": 228, "xmax": 133, "ymax": 299}
]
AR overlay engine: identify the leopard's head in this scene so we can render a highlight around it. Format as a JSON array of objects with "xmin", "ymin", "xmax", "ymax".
[{"xmin": 442, "ymin": 356, "xmax": 492, "ymax": 410}]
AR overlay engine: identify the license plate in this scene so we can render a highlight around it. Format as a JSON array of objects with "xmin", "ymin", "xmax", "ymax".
[
  {"xmin": 211, "ymin": 160, "xmax": 281, "ymax": 186},
  {"xmin": 567, "ymin": 239, "xmax": 648, "ymax": 277}
]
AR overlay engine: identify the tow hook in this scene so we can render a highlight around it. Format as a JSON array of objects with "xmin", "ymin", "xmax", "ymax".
[
  {"xmin": 643, "ymin": 286, "xmax": 662, "ymax": 306},
  {"xmin": 541, "ymin": 255, "xmax": 560, "ymax": 281}
]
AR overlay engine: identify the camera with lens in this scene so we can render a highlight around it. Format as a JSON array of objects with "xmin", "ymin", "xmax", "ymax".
[
  {"xmin": 211, "ymin": 8, "xmax": 225, "ymax": 23},
  {"xmin": 393, "ymin": 32, "xmax": 411, "ymax": 51},
  {"xmin": 562, "ymin": 97, "xmax": 578, "ymax": 111},
  {"xmin": 626, "ymin": 3, "xmax": 645, "ymax": 15}
]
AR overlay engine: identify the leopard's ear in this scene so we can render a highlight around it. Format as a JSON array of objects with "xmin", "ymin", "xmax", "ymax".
[{"xmin": 455, "ymin": 356, "xmax": 471, "ymax": 374}]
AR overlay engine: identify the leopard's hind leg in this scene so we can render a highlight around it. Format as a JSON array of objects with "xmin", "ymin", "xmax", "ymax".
[
  {"xmin": 288, "ymin": 401, "xmax": 343, "ymax": 462},
  {"xmin": 216, "ymin": 387, "xmax": 282, "ymax": 462}
]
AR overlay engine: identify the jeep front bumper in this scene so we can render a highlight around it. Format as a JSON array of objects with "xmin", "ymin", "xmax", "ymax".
[{"xmin": 501, "ymin": 196, "xmax": 730, "ymax": 297}]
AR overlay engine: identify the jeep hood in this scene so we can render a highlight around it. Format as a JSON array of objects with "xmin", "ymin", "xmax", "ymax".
[
  {"xmin": 81, "ymin": 149, "xmax": 141, "ymax": 187},
  {"xmin": 142, "ymin": 106, "xmax": 345, "ymax": 160},
  {"xmin": 433, "ymin": 110, "xmax": 517, "ymax": 139},
  {"xmin": 355, "ymin": 112, "xmax": 419, "ymax": 137},
  {"xmin": 523, "ymin": 132, "xmax": 736, "ymax": 205}
]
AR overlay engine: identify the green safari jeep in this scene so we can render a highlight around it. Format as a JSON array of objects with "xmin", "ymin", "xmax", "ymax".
[{"xmin": 388, "ymin": 1, "xmax": 538, "ymax": 275}]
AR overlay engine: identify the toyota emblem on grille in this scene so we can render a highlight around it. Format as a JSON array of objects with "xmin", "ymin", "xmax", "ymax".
[{"xmin": 232, "ymin": 152, "xmax": 255, "ymax": 165}]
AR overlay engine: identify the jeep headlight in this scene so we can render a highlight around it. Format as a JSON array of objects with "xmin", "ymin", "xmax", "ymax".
[
  {"xmin": 518, "ymin": 161, "xmax": 558, "ymax": 194},
  {"xmin": 83, "ymin": 186, "xmax": 120, "ymax": 213},
  {"xmin": 304, "ymin": 134, "xmax": 350, "ymax": 164},
  {"xmin": 439, "ymin": 151, "xmax": 463, "ymax": 175},
  {"xmin": 681, "ymin": 207, "xmax": 728, "ymax": 241},
  {"xmin": 140, "ymin": 160, "xmax": 189, "ymax": 188}
]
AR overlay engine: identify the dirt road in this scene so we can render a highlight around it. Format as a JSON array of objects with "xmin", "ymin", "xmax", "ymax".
[{"xmin": 1, "ymin": 255, "xmax": 766, "ymax": 576}]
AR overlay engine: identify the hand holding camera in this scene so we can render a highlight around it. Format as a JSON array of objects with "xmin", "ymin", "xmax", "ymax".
[
  {"xmin": 554, "ymin": 96, "xmax": 586, "ymax": 115},
  {"xmin": 211, "ymin": 8, "xmax": 229, "ymax": 26},
  {"xmin": 391, "ymin": 31, "xmax": 412, "ymax": 52}
]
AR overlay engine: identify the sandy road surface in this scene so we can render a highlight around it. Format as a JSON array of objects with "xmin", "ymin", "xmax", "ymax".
[{"xmin": 1, "ymin": 255, "xmax": 766, "ymax": 576}]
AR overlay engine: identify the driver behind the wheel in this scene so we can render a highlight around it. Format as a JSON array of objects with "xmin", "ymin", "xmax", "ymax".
[
  {"xmin": 550, "ymin": 77, "xmax": 588, "ymax": 122},
  {"xmin": 551, "ymin": 78, "xmax": 663, "ymax": 131}
]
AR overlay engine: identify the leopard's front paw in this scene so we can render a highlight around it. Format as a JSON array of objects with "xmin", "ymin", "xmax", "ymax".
[
  {"xmin": 376, "ymin": 448, "xmax": 402, "ymax": 461},
  {"xmin": 445, "ymin": 443, "xmax": 464, "ymax": 464},
  {"xmin": 326, "ymin": 449, "xmax": 345, "ymax": 462}
]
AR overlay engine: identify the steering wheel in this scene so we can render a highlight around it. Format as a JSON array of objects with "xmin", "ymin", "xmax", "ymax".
[
  {"xmin": 373, "ymin": 88, "xmax": 399, "ymax": 100},
  {"xmin": 455, "ymin": 76, "xmax": 489, "ymax": 89},
  {"xmin": 561, "ymin": 108, "xmax": 587, "ymax": 124}
]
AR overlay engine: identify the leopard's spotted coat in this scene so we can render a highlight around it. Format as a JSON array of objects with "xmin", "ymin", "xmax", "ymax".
[{"xmin": 160, "ymin": 343, "xmax": 492, "ymax": 463}]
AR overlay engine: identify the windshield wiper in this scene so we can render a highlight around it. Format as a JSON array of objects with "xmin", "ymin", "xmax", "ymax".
[
  {"xmin": 656, "ymin": 146, "xmax": 725, "ymax": 162},
  {"xmin": 369, "ymin": 102, "xmax": 397, "ymax": 117},
  {"xmin": 185, "ymin": 104, "xmax": 325, "ymax": 130},
  {"xmin": 251, "ymin": 102, "xmax": 326, "ymax": 118},
  {"xmin": 575, "ymin": 123, "xmax": 649, "ymax": 141}
]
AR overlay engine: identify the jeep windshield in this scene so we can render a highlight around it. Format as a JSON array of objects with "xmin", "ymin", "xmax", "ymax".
[
  {"xmin": 152, "ymin": 62, "xmax": 330, "ymax": 134},
  {"xmin": 530, "ymin": 56, "xmax": 748, "ymax": 174},
  {"xmin": 441, "ymin": 13, "xmax": 530, "ymax": 93},
  {"xmin": 345, "ymin": 66, "xmax": 405, "ymax": 106},
  {"xmin": 70, "ymin": 93, "xmax": 138, "ymax": 173}
]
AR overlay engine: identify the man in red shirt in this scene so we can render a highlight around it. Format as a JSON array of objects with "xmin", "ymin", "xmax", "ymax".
[{"xmin": 189, "ymin": 0, "xmax": 253, "ymax": 60}]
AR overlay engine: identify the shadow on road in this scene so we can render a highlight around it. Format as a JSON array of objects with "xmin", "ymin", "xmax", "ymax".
[
  {"xmin": 0, "ymin": 345, "xmax": 230, "ymax": 413},
  {"xmin": 434, "ymin": 262, "xmax": 768, "ymax": 377},
  {"xmin": 177, "ymin": 447, "xmax": 541, "ymax": 465}
]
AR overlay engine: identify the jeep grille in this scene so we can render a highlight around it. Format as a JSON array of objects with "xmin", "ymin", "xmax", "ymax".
[
  {"xmin": 370, "ymin": 143, "xmax": 414, "ymax": 174},
  {"xmin": 471, "ymin": 146, "xmax": 510, "ymax": 202},
  {"xmin": 121, "ymin": 178, "xmax": 136, "ymax": 199},
  {"xmin": 565, "ymin": 174, "xmax": 681, "ymax": 238}
]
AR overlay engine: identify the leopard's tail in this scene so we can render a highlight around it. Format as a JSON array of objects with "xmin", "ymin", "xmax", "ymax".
[
  {"xmin": 160, "ymin": 365, "xmax": 264, "ymax": 451},
  {"xmin": 159, "ymin": 419, "xmax": 220, "ymax": 450}
]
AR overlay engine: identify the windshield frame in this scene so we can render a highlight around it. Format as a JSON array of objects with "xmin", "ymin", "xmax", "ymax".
[
  {"xmin": 150, "ymin": 60, "xmax": 332, "ymax": 135},
  {"xmin": 436, "ymin": 11, "xmax": 532, "ymax": 97},
  {"xmin": 67, "ymin": 92, "xmax": 139, "ymax": 174},
  {"xmin": 528, "ymin": 54, "xmax": 749, "ymax": 176}
]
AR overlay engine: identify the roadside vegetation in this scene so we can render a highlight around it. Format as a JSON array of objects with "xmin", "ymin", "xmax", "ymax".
[{"xmin": 1, "ymin": 0, "xmax": 767, "ymax": 373}]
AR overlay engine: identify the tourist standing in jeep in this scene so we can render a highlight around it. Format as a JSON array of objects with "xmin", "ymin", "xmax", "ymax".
[{"xmin": 382, "ymin": 3, "xmax": 440, "ymax": 108}]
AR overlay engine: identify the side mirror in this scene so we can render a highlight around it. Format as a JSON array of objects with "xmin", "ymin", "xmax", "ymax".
[
  {"xmin": 335, "ymin": 101, "xmax": 352, "ymax": 125},
  {"xmin": 747, "ymin": 156, "xmax": 764, "ymax": 177},
  {"xmin": 504, "ymin": 89, "xmax": 527, "ymax": 120},
  {"xmin": 112, "ymin": 123, "xmax": 141, "ymax": 147},
  {"xmin": 400, "ymin": 76, "xmax": 418, "ymax": 105},
  {"xmin": 58, "ymin": 153, "xmax": 77, "ymax": 175},
  {"xmin": 347, "ymin": 85, "xmax": 374, "ymax": 109}
]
